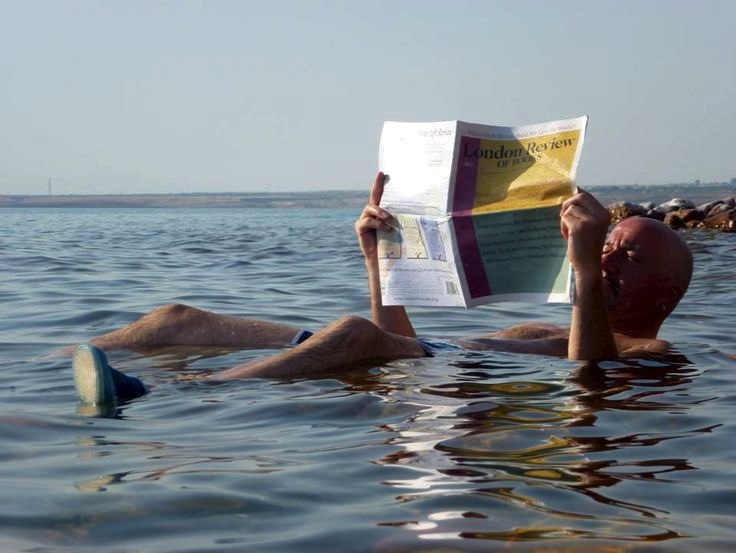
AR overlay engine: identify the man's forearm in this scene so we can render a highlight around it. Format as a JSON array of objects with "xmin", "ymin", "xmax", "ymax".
[
  {"xmin": 568, "ymin": 272, "xmax": 618, "ymax": 361},
  {"xmin": 365, "ymin": 257, "xmax": 416, "ymax": 337}
]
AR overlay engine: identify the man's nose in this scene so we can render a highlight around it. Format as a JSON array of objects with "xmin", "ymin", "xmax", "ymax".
[{"xmin": 601, "ymin": 248, "xmax": 623, "ymax": 269}]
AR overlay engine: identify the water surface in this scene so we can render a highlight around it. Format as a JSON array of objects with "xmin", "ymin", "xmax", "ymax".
[{"xmin": 1, "ymin": 207, "xmax": 734, "ymax": 552}]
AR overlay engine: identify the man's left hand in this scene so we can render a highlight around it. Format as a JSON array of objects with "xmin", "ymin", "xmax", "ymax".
[{"xmin": 560, "ymin": 188, "xmax": 611, "ymax": 276}]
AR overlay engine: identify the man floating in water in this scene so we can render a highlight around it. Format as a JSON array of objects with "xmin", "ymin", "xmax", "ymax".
[{"xmin": 72, "ymin": 173, "xmax": 693, "ymax": 406}]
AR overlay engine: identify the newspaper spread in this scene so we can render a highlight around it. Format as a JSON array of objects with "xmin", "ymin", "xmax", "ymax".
[{"xmin": 377, "ymin": 116, "xmax": 588, "ymax": 307}]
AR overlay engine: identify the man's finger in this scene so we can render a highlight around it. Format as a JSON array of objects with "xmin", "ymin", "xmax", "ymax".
[
  {"xmin": 562, "ymin": 203, "xmax": 588, "ymax": 221},
  {"xmin": 561, "ymin": 194, "xmax": 583, "ymax": 214},
  {"xmin": 369, "ymin": 172, "xmax": 386, "ymax": 206},
  {"xmin": 560, "ymin": 220, "xmax": 570, "ymax": 240},
  {"xmin": 356, "ymin": 216, "xmax": 394, "ymax": 234},
  {"xmin": 361, "ymin": 204, "xmax": 390, "ymax": 221},
  {"xmin": 560, "ymin": 201, "xmax": 582, "ymax": 220}
]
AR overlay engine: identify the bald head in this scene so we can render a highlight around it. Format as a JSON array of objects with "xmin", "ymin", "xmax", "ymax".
[
  {"xmin": 603, "ymin": 216, "xmax": 693, "ymax": 334},
  {"xmin": 613, "ymin": 217, "xmax": 693, "ymax": 298}
]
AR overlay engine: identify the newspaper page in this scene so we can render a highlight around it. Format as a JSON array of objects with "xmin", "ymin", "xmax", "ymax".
[{"xmin": 377, "ymin": 116, "xmax": 588, "ymax": 308}]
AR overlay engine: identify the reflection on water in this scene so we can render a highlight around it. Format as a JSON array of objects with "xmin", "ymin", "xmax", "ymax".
[
  {"xmin": 0, "ymin": 209, "xmax": 734, "ymax": 552},
  {"xmin": 374, "ymin": 354, "xmax": 716, "ymax": 547}
]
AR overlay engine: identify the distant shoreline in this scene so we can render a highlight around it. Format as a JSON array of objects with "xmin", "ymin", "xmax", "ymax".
[
  {"xmin": 2, "ymin": 183, "xmax": 735, "ymax": 209},
  {"xmin": 0, "ymin": 190, "xmax": 367, "ymax": 209}
]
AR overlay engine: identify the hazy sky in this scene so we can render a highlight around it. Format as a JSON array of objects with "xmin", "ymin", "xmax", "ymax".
[{"xmin": 2, "ymin": 0, "xmax": 734, "ymax": 195}]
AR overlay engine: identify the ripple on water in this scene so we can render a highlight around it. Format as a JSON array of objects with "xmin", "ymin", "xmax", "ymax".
[{"xmin": 0, "ymin": 208, "xmax": 734, "ymax": 551}]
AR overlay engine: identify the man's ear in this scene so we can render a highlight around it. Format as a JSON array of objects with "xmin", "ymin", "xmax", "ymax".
[{"xmin": 659, "ymin": 284, "xmax": 684, "ymax": 314}]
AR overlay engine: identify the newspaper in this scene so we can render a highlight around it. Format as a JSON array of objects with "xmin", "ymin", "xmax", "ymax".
[{"xmin": 377, "ymin": 116, "xmax": 588, "ymax": 307}]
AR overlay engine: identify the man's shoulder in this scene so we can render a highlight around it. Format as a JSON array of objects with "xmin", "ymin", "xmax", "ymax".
[
  {"xmin": 459, "ymin": 323, "xmax": 569, "ymax": 357},
  {"xmin": 615, "ymin": 334, "xmax": 671, "ymax": 357},
  {"xmin": 485, "ymin": 323, "xmax": 569, "ymax": 341}
]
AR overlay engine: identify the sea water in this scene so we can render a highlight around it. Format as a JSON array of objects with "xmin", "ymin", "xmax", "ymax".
[{"xmin": 0, "ymin": 206, "xmax": 734, "ymax": 552}]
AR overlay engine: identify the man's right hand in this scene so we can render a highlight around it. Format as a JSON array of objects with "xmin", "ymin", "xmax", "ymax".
[
  {"xmin": 354, "ymin": 172, "xmax": 416, "ymax": 337},
  {"xmin": 354, "ymin": 172, "xmax": 393, "ymax": 260}
]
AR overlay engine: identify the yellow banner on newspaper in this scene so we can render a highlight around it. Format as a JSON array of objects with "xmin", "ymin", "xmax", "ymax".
[{"xmin": 470, "ymin": 129, "xmax": 581, "ymax": 214}]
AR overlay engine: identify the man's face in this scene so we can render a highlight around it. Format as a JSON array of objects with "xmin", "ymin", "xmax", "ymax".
[{"xmin": 600, "ymin": 218, "xmax": 673, "ymax": 324}]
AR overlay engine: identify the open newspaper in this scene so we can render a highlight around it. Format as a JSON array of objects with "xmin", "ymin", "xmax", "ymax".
[{"xmin": 377, "ymin": 116, "xmax": 588, "ymax": 307}]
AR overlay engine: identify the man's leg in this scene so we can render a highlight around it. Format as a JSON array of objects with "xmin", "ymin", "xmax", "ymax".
[
  {"xmin": 88, "ymin": 303, "xmax": 304, "ymax": 351},
  {"xmin": 72, "ymin": 315, "xmax": 428, "ymax": 406},
  {"xmin": 211, "ymin": 315, "xmax": 427, "ymax": 380}
]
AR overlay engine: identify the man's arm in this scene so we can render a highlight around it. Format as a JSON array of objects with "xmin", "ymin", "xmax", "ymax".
[
  {"xmin": 560, "ymin": 189, "xmax": 618, "ymax": 361},
  {"xmin": 354, "ymin": 172, "xmax": 416, "ymax": 337}
]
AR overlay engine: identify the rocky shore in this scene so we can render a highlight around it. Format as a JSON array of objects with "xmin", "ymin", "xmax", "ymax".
[{"xmin": 609, "ymin": 197, "xmax": 736, "ymax": 232}]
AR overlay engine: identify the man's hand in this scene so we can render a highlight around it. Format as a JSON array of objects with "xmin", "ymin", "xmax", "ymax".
[
  {"xmin": 354, "ymin": 172, "xmax": 416, "ymax": 337},
  {"xmin": 354, "ymin": 172, "xmax": 394, "ymax": 260},
  {"xmin": 560, "ymin": 188, "xmax": 618, "ymax": 361},
  {"xmin": 560, "ymin": 188, "xmax": 611, "ymax": 276}
]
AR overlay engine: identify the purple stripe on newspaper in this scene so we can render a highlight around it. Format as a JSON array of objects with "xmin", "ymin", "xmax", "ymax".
[
  {"xmin": 453, "ymin": 136, "xmax": 480, "ymax": 213},
  {"xmin": 453, "ymin": 136, "xmax": 492, "ymax": 298}
]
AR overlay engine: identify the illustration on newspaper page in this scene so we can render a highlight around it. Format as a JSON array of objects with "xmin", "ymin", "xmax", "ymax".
[{"xmin": 376, "ymin": 116, "xmax": 588, "ymax": 308}]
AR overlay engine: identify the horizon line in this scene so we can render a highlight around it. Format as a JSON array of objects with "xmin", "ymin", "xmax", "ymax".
[{"xmin": 3, "ymin": 179, "xmax": 735, "ymax": 198}]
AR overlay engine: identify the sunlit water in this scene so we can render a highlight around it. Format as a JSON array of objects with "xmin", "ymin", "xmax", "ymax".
[{"xmin": 1, "ymin": 207, "xmax": 734, "ymax": 552}]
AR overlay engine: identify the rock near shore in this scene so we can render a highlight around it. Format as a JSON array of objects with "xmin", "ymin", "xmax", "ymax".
[{"xmin": 608, "ymin": 197, "xmax": 736, "ymax": 232}]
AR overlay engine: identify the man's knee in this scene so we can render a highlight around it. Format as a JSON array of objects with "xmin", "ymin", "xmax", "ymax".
[
  {"xmin": 331, "ymin": 315, "xmax": 376, "ymax": 332},
  {"xmin": 324, "ymin": 315, "xmax": 425, "ymax": 360},
  {"xmin": 326, "ymin": 315, "xmax": 381, "ymax": 343},
  {"xmin": 148, "ymin": 303, "xmax": 198, "ymax": 320},
  {"xmin": 133, "ymin": 304, "xmax": 202, "ymax": 335}
]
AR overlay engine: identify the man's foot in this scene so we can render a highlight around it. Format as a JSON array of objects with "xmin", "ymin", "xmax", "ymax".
[
  {"xmin": 73, "ymin": 344, "xmax": 147, "ymax": 405},
  {"xmin": 73, "ymin": 344, "xmax": 116, "ymax": 404}
]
